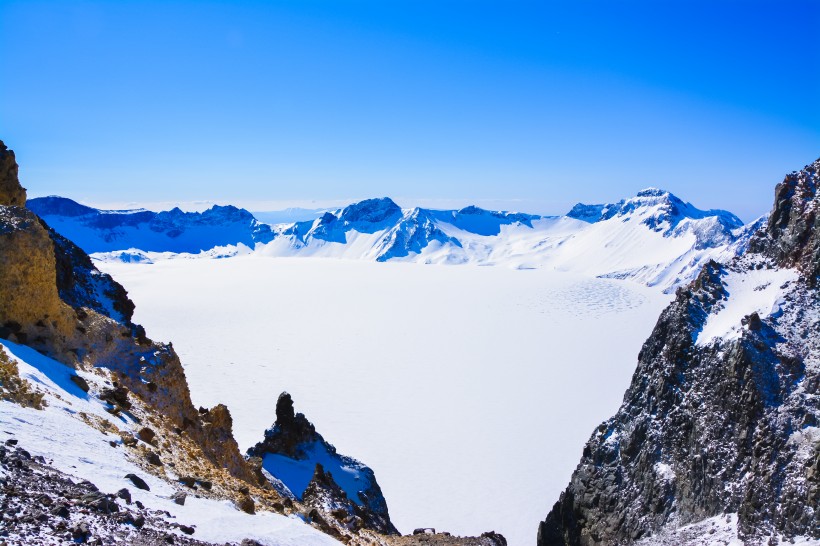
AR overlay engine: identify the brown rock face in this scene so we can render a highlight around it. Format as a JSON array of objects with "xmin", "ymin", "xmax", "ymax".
[
  {"xmin": 194, "ymin": 404, "xmax": 259, "ymax": 484},
  {"xmin": 0, "ymin": 206, "xmax": 76, "ymax": 346},
  {"xmin": 0, "ymin": 141, "xmax": 26, "ymax": 207},
  {"xmin": 0, "ymin": 138, "xmax": 261, "ymax": 486}
]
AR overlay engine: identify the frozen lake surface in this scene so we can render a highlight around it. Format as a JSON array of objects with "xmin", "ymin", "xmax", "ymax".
[{"xmin": 99, "ymin": 257, "xmax": 672, "ymax": 546}]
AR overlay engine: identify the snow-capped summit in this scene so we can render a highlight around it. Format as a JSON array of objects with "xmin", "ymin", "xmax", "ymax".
[
  {"xmin": 568, "ymin": 187, "xmax": 743, "ymax": 233},
  {"xmin": 337, "ymin": 197, "xmax": 402, "ymax": 225}
]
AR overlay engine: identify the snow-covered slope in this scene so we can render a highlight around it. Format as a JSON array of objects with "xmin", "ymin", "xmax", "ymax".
[
  {"xmin": 28, "ymin": 195, "xmax": 274, "ymax": 254},
  {"xmin": 0, "ymin": 339, "xmax": 339, "ymax": 546},
  {"xmin": 36, "ymin": 190, "xmax": 758, "ymax": 292}
]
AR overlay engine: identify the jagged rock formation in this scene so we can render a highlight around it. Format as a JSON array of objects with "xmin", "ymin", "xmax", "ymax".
[
  {"xmin": 748, "ymin": 159, "xmax": 820, "ymax": 282},
  {"xmin": 0, "ymin": 142, "xmax": 26, "ymax": 206},
  {"xmin": 248, "ymin": 392, "xmax": 399, "ymax": 535},
  {"xmin": 538, "ymin": 160, "xmax": 820, "ymax": 545}
]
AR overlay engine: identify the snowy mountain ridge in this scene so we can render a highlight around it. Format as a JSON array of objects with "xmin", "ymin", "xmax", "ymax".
[
  {"xmin": 34, "ymin": 190, "xmax": 757, "ymax": 292},
  {"xmin": 538, "ymin": 157, "xmax": 820, "ymax": 545},
  {"xmin": 28, "ymin": 195, "xmax": 275, "ymax": 254}
]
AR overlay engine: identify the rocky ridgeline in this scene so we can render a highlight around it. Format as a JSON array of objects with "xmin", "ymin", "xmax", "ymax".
[{"xmin": 538, "ymin": 159, "xmax": 820, "ymax": 545}]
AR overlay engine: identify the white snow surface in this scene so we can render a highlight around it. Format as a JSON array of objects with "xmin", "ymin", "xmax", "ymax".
[
  {"xmin": 0, "ymin": 339, "xmax": 339, "ymax": 546},
  {"xmin": 97, "ymin": 257, "xmax": 674, "ymax": 546},
  {"xmin": 696, "ymin": 267, "xmax": 798, "ymax": 346}
]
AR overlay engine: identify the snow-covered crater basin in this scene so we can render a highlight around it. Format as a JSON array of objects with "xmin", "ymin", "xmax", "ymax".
[{"xmin": 98, "ymin": 257, "xmax": 672, "ymax": 546}]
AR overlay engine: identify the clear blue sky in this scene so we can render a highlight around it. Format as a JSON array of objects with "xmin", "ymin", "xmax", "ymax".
[{"xmin": 2, "ymin": 1, "xmax": 818, "ymax": 220}]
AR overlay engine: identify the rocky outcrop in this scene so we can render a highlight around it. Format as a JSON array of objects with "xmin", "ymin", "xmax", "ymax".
[
  {"xmin": 249, "ymin": 392, "xmax": 399, "ymax": 535},
  {"xmin": 0, "ymin": 139, "xmax": 261, "ymax": 490},
  {"xmin": 48, "ymin": 224, "xmax": 135, "ymax": 324},
  {"xmin": 748, "ymin": 157, "xmax": 820, "ymax": 282},
  {"xmin": 538, "ymin": 160, "xmax": 820, "ymax": 545},
  {"xmin": 0, "ymin": 142, "xmax": 26, "ymax": 207},
  {"xmin": 0, "ymin": 203, "xmax": 76, "ymax": 348}
]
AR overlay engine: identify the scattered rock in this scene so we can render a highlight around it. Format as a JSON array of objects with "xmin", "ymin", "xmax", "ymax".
[
  {"xmin": 80, "ymin": 492, "xmax": 119, "ymax": 513},
  {"xmin": 69, "ymin": 374, "xmax": 90, "ymax": 392},
  {"xmin": 100, "ymin": 385, "xmax": 130, "ymax": 410},
  {"xmin": 145, "ymin": 450, "xmax": 162, "ymax": 466},
  {"xmin": 51, "ymin": 503, "xmax": 70, "ymax": 518},
  {"xmin": 70, "ymin": 521, "xmax": 90, "ymax": 542},
  {"xmin": 124, "ymin": 473, "xmax": 150, "ymax": 491},
  {"xmin": 172, "ymin": 491, "xmax": 186, "ymax": 506},
  {"xmin": 236, "ymin": 495, "xmax": 255, "ymax": 514},
  {"xmin": 137, "ymin": 427, "xmax": 156, "ymax": 444}
]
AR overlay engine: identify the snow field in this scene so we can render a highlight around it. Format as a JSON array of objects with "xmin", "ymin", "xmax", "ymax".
[{"xmin": 98, "ymin": 257, "xmax": 672, "ymax": 546}]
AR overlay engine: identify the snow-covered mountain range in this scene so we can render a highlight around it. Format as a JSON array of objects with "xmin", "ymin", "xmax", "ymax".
[{"xmin": 30, "ymin": 189, "xmax": 760, "ymax": 292}]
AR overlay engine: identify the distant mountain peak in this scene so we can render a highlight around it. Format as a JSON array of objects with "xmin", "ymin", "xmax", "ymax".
[
  {"xmin": 337, "ymin": 197, "xmax": 401, "ymax": 224},
  {"xmin": 567, "ymin": 188, "xmax": 743, "ymax": 232},
  {"xmin": 635, "ymin": 186, "xmax": 671, "ymax": 197}
]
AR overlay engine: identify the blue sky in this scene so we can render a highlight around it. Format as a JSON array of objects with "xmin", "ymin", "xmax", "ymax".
[{"xmin": 1, "ymin": 1, "xmax": 818, "ymax": 220}]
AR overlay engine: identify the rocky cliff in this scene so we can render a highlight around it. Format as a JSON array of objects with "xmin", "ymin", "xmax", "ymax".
[
  {"xmin": 538, "ymin": 160, "xmax": 820, "ymax": 545},
  {"xmin": 0, "ymin": 142, "xmax": 26, "ymax": 206}
]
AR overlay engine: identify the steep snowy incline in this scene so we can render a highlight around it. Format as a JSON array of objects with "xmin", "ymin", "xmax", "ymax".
[
  {"xmin": 0, "ymin": 339, "xmax": 340, "ymax": 546},
  {"xmin": 557, "ymin": 188, "xmax": 755, "ymax": 291}
]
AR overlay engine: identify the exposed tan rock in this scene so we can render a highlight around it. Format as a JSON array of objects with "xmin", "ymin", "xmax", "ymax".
[
  {"xmin": 0, "ymin": 205, "xmax": 73, "ymax": 343},
  {"xmin": 0, "ymin": 141, "xmax": 26, "ymax": 206},
  {"xmin": 0, "ymin": 345, "xmax": 45, "ymax": 408},
  {"xmin": 195, "ymin": 403, "xmax": 259, "ymax": 484}
]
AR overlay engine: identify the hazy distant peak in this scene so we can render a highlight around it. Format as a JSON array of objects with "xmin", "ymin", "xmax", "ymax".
[
  {"xmin": 567, "ymin": 188, "xmax": 743, "ymax": 232},
  {"xmin": 337, "ymin": 197, "xmax": 402, "ymax": 224}
]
